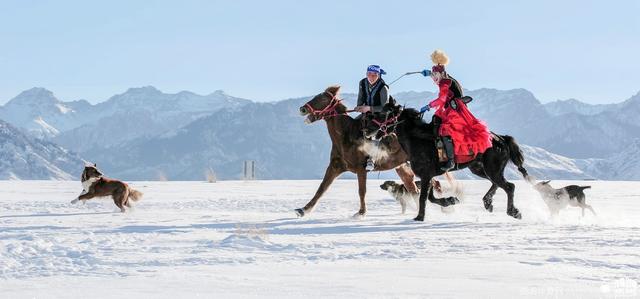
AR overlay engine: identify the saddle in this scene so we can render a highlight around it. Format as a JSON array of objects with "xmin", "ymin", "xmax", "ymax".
[
  {"xmin": 431, "ymin": 116, "xmax": 450, "ymax": 163},
  {"xmin": 448, "ymin": 96, "xmax": 473, "ymax": 110},
  {"xmin": 432, "ymin": 114, "xmax": 478, "ymax": 165}
]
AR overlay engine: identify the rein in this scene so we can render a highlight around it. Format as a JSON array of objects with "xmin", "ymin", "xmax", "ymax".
[
  {"xmin": 304, "ymin": 91, "xmax": 355, "ymax": 121},
  {"xmin": 371, "ymin": 113, "xmax": 402, "ymax": 137}
]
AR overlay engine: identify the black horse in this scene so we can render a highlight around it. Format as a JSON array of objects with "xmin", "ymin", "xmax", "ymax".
[{"xmin": 363, "ymin": 105, "xmax": 530, "ymax": 221}]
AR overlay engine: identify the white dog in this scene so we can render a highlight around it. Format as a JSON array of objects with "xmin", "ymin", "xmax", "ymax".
[{"xmin": 533, "ymin": 180, "xmax": 596, "ymax": 217}]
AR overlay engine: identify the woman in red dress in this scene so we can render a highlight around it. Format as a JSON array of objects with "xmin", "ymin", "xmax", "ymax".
[{"xmin": 421, "ymin": 50, "xmax": 492, "ymax": 171}]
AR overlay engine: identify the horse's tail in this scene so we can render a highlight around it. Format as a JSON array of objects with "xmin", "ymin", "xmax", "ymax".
[{"xmin": 501, "ymin": 135, "xmax": 529, "ymax": 180}]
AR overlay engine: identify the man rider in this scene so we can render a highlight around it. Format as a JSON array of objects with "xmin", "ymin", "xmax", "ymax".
[{"xmin": 355, "ymin": 65, "xmax": 390, "ymax": 171}]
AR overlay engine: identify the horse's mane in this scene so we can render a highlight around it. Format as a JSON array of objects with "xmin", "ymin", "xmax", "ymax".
[
  {"xmin": 331, "ymin": 99, "xmax": 364, "ymax": 139},
  {"xmin": 399, "ymin": 108, "xmax": 435, "ymax": 140},
  {"xmin": 335, "ymin": 100, "xmax": 349, "ymax": 115}
]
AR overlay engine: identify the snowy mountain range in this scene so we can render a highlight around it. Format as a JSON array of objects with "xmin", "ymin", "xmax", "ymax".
[
  {"xmin": 393, "ymin": 88, "xmax": 640, "ymax": 159},
  {"xmin": 0, "ymin": 88, "xmax": 92, "ymax": 138},
  {"xmin": 0, "ymin": 86, "xmax": 639, "ymax": 180},
  {"xmin": 0, "ymin": 120, "xmax": 84, "ymax": 180},
  {"xmin": 0, "ymin": 86, "xmax": 251, "ymax": 151}
]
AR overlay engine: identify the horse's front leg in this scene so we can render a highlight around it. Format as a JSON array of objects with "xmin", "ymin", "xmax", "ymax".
[
  {"xmin": 395, "ymin": 163, "xmax": 418, "ymax": 193},
  {"xmin": 428, "ymin": 181, "xmax": 460, "ymax": 207},
  {"xmin": 296, "ymin": 161, "xmax": 344, "ymax": 217},
  {"xmin": 414, "ymin": 177, "xmax": 431, "ymax": 221},
  {"xmin": 354, "ymin": 169, "xmax": 367, "ymax": 218}
]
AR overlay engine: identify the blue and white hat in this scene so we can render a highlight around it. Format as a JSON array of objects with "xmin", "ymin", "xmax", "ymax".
[{"xmin": 367, "ymin": 65, "xmax": 386, "ymax": 75}]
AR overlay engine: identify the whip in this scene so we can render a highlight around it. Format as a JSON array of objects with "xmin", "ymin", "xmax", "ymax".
[{"xmin": 388, "ymin": 71, "xmax": 425, "ymax": 86}]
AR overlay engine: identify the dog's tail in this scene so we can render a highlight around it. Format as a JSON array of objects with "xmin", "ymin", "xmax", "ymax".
[
  {"xmin": 579, "ymin": 186, "xmax": 591, "ymax": 191},
  {"xmin": 501, "ymin": 135, "xmax": 530, "ymax": 181},
  {"xmin": 128, "ymin": 188, "xmax": 144, "ymax": 202}
]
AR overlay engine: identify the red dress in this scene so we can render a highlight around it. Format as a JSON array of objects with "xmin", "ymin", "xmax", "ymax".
[{"xmin": 428, "ymin": 79, "xmax": 492, "ymax": 163}]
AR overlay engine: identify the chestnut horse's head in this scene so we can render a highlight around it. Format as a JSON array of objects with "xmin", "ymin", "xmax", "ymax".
[{"xmin": 299, "ymin": 85, "xmax": 345, "ymax": 124}]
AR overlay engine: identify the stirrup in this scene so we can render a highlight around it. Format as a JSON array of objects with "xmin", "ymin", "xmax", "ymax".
[
  {"xmin": 440, "ymin": 159, "xmax": 454, "ymax": 172},
  {"xmin": 365, "ymin": 159, "xmax": 375, "ymax": 171}
]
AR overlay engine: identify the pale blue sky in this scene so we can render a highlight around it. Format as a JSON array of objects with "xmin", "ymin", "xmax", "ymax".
[{"xmin": 1, "ymin": 0, "xmax": 638, "ymax": 104}]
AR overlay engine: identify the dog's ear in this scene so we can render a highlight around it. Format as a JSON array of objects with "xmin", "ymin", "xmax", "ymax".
[{"xmin": 93, "ymin": 163, "xmax": 97, "ymax": 167}]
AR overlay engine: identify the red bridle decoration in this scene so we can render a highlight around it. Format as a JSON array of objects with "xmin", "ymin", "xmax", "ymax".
[
  {"xmin": 371, "ymin": 114, "xmax": 400, "ymax": 137},
  {"xmin": 304, "ymin": 91, "xmax": 348, "ymax": 121}
]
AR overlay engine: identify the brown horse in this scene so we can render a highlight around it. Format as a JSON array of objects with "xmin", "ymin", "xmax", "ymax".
[{"xmin": 295, "ymin": 85, "xmax": 452, "ymax": 218}]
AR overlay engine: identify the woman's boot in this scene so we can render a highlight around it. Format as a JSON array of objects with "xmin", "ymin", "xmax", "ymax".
[{"xmin": 441, "ymin": 136, "xmax": 455, "ymax": 171}]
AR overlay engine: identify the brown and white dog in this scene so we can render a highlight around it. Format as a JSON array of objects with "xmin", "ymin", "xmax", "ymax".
[{"xmin": 71, "ymin": 163, "xmax": 143, "ymax": 212}]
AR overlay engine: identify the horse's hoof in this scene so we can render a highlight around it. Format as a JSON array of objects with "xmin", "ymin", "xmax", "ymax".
[
  {"xmin": 413, "ymin": 215, "xmax": 425, "ymax": 222},
  {"xmin": 483, "ymin": 199, "xmax": 493, "ymax": 211},
  {"xmin": 485, "ymin": 204, "xmax": 494, "ymax": 213},
  {"xmin": 442, "ymin": 196, "xmax": 459, "ymax": 207},
  {"xmin": 507, "ymin": 207, "xmax": 522, "ymax": 219},
  {"xmin": 295, "ymin": 208, "xmax": 305, "ymax": 218},
  {"xmin": 352, "ymin": 212, "xmax": 366, "ymax": 220}
]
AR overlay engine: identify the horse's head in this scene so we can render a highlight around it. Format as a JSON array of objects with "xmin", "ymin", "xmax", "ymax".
[{"xmin": 299, "ymin": 85, "xmax": 345, "ymax": 124}]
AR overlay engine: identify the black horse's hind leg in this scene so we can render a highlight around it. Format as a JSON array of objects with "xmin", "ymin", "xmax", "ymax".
[
  {"xmin": 480, "ymin": 151, "xmax": 521, "ymax": 219},
  {"xmin": 469, "ymin": 164, "xmax": 497, "ymax": 212},
  {"xmin": 482, "ymin": 184, "xmax": 498, "ymax": 212},
  {"xmin": 492, "ymin": 175, "xmax": 519, "ymax": 219},
  {"xmin": 502, "ymin": 180, "xmax": 520, "ymax": 219}
]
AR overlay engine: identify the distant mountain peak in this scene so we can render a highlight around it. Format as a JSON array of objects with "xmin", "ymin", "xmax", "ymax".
[
  {"xmin": 176, "ymin": 90, "xmax": 198, "ymax": 97},
  {"xmin": 19, "ymin": 87, "xmax": 55, "ymax": 97},
  {"xmin": 209, "ymin": 90, "xmax": 227, "ymax": 96},
  {"xmin": 124, "ymin": 85, "xmax": 161, "ymax": 93},
  {"xmin": 626, "ymin": 91, "xmax": 640, "ymax": 103},
  {"xmin": 550, "ymin": 98, "xmax": 581, "ymax": 104},
  {"xmin": 6, "ymin": 87, "xmax": 59, "ymax": 106}
]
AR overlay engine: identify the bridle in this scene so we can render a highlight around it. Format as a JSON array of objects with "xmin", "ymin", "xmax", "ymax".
[
  {"xmin": 303, "ymin": 91, "xmax": 354, "ymax": 121},
  {"xmin": 370, "ymin": 111, "xmax": 403, "ymax": 138}
]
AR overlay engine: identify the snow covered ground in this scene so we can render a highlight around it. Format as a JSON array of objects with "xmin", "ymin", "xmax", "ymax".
[{"xmin": 1, "ymin": 179, "xmax": 639, "ymax": 298}]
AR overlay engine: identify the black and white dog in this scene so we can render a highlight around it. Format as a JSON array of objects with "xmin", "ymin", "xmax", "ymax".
[
  {"xmin": 380, "ymin": 177, "xmax": 462, "ymax": 214},
  {"xmin": 380, "ymin": 180, "xmax": 422, "ymax": 214},
  {"xmin": 533, "ymin": 180, "xmax": 596, "ymax": 217}
]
